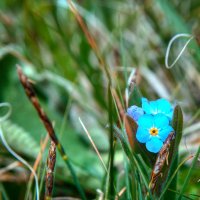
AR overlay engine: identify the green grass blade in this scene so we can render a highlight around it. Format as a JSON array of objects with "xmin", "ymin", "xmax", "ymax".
[
  {"xmin": 167, "ymin": 189, "xmax": 193, "ymax": 200},
  {"xmin": 56, "ymin": 144, "xmax": 87, "ymax": 200},
  {"xmin": 159, "ymin": 155, "xmax": 193, "ymax": 200},
  {"xmin": 0, "ymin": 183, "xmax": 10, "ymax": 200},
  {"xmin": 177, "ymin": 146, "xmax": 200, "ymax": 200},
  {"xmin": 108, "ymin": 86, "xmax": 115, "ymax": 200},
  {"xmin": 113, "ymin": 125, "xmax": 154, "ymax": 200},
  {"xmin": 124, "ymin": 157, "xmax": 133, "ymax": 200}
]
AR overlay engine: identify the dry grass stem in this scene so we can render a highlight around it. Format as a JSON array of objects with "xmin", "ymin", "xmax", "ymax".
[{"xmin": 45, "ymin": 141, "xmax": 57, "ymax": 200}]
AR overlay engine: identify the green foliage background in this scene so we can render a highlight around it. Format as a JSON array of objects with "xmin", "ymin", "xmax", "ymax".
[{"xmin": 0, "ymin": 0, "xmax": 200, "ymax": 199}]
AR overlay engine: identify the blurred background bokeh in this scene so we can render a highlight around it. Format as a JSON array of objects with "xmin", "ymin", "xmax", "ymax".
[{"xmin": 0, "ymin": 0, "xmax": 200, "ymax": 199}]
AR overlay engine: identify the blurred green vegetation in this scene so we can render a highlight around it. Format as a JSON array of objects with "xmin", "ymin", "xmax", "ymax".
[{"xmin": 0, "ymin": 0, "xmax": 200, "ymax": 199}]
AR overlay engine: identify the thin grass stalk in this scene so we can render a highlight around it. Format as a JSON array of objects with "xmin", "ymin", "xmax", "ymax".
[
  {"xmin": 123, "ymin": 156, "xmax": 132, "ymax": 200},
  {"xmin": 65, "ymin": 7, "xmax": 128, "ymax": 199},
  {"xmin": 35, "ymin": 156, "xmax": 46, "ymax": 200},
  {"xmin": 17, "ymin": 66, "xmax": 86, "ymax": 200},
  {"xmin": 79, "ymin": 117, "xmax": 108, "ymax": 173},
  {"xmin": 167, "ymin": 189, "xmax": 193, "ymax": 200},
  {"xmin": 107, "ymin": 86, "xmax": 115, "ymax": 200},
  {"xmin": 33, "ymin": 154, "xmax": 45, "ymax": 200},
  {"xmin": 67, "ymin": 0, "xmax": 111, "ymax": 82},
  {"xmin": 66, "ymin": 3, "xmax": 117, "ymax": 194},
  {"xmin": 104, "ymin": 159, "xmax": 111, "ymax": 200},
  {"xmin": 135, "ymin": 170, "xmax": 143, "ymax": 200},
  {"xmin": 164, "ymin": 155, "xmax": 178, "ymax": 200},
  {"xmin": 104, "ymin": 86, "xmax": 115, "ymax": 200},
  {"xmin": 129, "ymin": 170, "xmax": 135, "ymax": 200},
  {"xmin": 45, "ymin": 141, "xmax": 56, "ymax": 200}
]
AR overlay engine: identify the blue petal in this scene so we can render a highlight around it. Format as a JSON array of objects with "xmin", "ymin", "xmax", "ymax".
[
  {"xmin": 154, "ymin": 114, "xmax": 169, "ymax": 129},
  {"xmin": 136, "ymin": 127, "xmax": 150, "ymax": 143},
  {"xmin": 146, "ymin": 137, "xmax": 163, "ymax": 153},
  {"xmin": 127, "ymin": 105, "xmax": 144, "ymax": 121},
  {"xmin": 149, "ymin": 101, "xmax": 158, "ymax": 114},
  {"xmin": 156, "ymin": 98, "xmax": 172, "ymax": 114},
  {"xmin": 137, "ymin": 114, "xmax": 154, "ymax": 128},
  {"xmin": 142, "ymin": 98, "xmax": 151, "ymax": 114},
  {"xmin": 158, "ymin": 126, "xmax": 174, "ymax": 142},
  {"xmin": 142, "ymin": 98, "xmax": 158, "ymax": 114},
  {"xmin": 142, "ymin": 98, "xmax": 174, "ymax": 121},
  {"xmin": 166, "ymin": 109, "xmax": 174, "ymax": 120}
]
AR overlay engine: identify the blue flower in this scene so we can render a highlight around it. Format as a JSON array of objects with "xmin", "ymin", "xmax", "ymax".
[
  {"xmin": 127, "ymin": 105, "xmax": 144, "ymax": 121},
  {"xmin": 142, "ymin": 98, "xmax": 173, "ymax": 120},
  {"xmin": 136, "ymin": 113, "xmax": 174, "ymax": 153}
]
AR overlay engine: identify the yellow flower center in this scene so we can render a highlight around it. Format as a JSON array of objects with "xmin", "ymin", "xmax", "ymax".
[{"xmin": 149, "ymin": 127, "xmax": 159, "ymax": 136}]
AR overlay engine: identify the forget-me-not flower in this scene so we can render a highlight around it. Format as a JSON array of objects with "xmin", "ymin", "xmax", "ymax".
[
  {"xmin": 136, "ymin": 113, "xmax": 174, "ymax": 153},
  {"xmin": 127, "ymin": 105, "xmax": 144, "ymax": 121},
  {"xmin": 142, "ymin": 98, "xmax": 173, "ymax": 120}
]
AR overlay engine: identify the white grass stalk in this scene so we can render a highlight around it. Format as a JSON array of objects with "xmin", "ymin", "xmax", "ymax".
[
  {"xmin": 165, "ymin": 33, "xmax": 194, "ymax": 69},
  {"xmin": 0, "ymin": 161, "xmax": 20, "ymax": 175},
  {"xmin": 79, "ymin": 117, "xmax": 108, "ymax": 173}
]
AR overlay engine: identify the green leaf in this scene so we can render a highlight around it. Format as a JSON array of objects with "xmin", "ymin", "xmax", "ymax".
[
  {"xmin": 172, "ymin": 105, "xmax": 183, "ymax": 150},
  {"xmin": 163, "ymin": 105, "xmax": 183, "ymax": 199}
]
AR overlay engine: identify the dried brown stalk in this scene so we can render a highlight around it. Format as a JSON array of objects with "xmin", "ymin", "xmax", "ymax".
[
  {"xmin": 17, "ymin": 66, "xmax": 59, "ymax": 145},
  {"xmin": 67, "ymin": 0, "xmax": 111, "ymax": 81},
  {"xmin": 45, "ymin": 141, "xmax": 56, "ymax": 199},
  {"xmin": 149, "ymin": 131, "xmax": 175, "ymax": 193},
  {"xmin": 17, "ymin": 66, "xmax": 57, "ymax": 199},
  {"xmin": 17, "ymin": 66, "xmax": 86, "ymax": 200}
]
